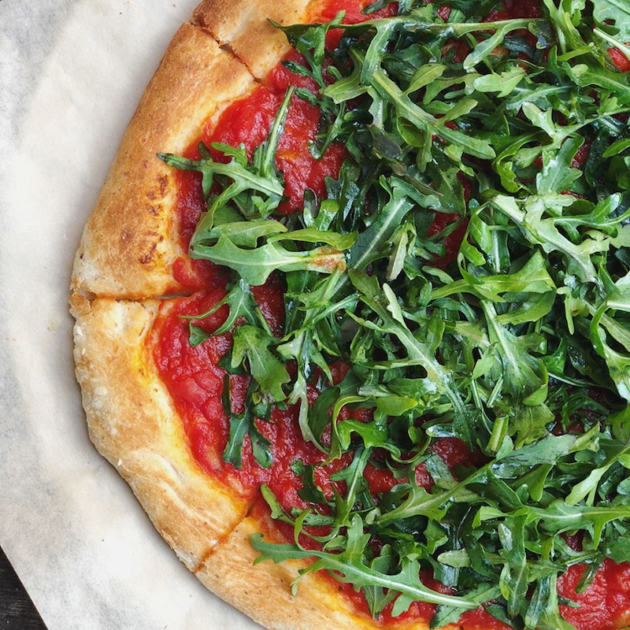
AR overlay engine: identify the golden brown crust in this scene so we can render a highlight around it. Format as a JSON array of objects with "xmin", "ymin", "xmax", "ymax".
[
  {"xmin": 196, "ymin": 515, "xmax": 388, "ymax": 630},
  {"xmin": 193, "ymin": 0, "xmax": 315, "ymax": 79},
  {"xmin": 71, "ymin": 23, "xmax": 253, "ymax": 299},
  {"xmin": 71, "ymin": 295, "xmax": 249, "ymax": 569}
]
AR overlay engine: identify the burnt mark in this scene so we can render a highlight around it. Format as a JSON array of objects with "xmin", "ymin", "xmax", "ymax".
[
  {"xmin": 139, "ymin": 242, "xmax": 158, "ymax": 265},
  {"xmin": 158, "ymin": 175, "xmax": 169, "ymax": 197},
  {"xmin": 145, "ymin": 203, "xmax": 162, "ymax": 217}
]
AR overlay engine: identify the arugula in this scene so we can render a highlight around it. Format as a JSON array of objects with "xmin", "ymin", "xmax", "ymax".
[
  {"xmin": 182, "ymin": 278, "xmax": 270, "ymax": 338},
  {"xmin": 192, "ymin": 235, "xmax": 347, "ymax": 286},
  {"xmin": 593, "ymin": 0, "xmax": 630, "ymax": 41},
  {"xmin": 223, "ymin": 410, "xmax": 272, "ymax": 470},
  {"xmin": 252, "ymin": 516, "xmax": 480, "ymax": 611},
  {"xmin": 222, "ymin": 379, "xmax": 273, "ymax": 469},
  {"xmin": 161, "ymin": 1, "xmax": 630, "ymax": 628},
  {"xmin": 231, "ymin": 325, "xmax": 290, "ymax": 403}
]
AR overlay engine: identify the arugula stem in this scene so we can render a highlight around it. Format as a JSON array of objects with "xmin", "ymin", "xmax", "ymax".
[
  {"xmin": 593, "ymin": 28, "xmax": 630, "ymax": 61},
  {"xmin": 262, "ymin": 86, "xmax": 295, "ymax": 178}
]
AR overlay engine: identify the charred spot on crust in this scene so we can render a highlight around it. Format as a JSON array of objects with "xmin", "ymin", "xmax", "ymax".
[
  {"xmin": 139, "ymin": 242, "xmax": 158, "ymax": 265},
  {"xmin": 146, "ymin": 203, "xmax": 162, "ymax": 217},
  {"xmin": 158, "ymin": 175, "xmax": 169, "ymax": 197}
]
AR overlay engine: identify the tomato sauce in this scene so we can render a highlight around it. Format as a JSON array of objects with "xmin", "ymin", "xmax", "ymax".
[
  {"xmin": 156, "ymin": 0, "xmax": 630, "ymax": 627},
  {"xmin": 559, "ymin": 560, "xmax": 630, "ymax": 630},
  {"xmin": 153, "ymin": 285, "xmax": 352, "ymax": 504}
]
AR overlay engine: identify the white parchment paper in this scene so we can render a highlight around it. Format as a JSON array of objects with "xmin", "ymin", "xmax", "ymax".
[{"xmin": 0, "ymin": 1, "xmax": 260, "ymax": 627}]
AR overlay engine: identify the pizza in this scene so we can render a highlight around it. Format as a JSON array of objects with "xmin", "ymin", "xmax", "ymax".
[{"xmin": 70, "ymin": 0, "xmax": 630, "ymax": 629}]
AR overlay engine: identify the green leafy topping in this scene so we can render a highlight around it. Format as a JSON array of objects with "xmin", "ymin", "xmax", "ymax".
[
  {"xmin": 161, "ymin": 1, "xmax": 630, "ymax": 628},
  {"xmin": 182, "ymin": 278, "xmax": 270, "ymax": 340},
  {"xmin": 222, "ymin": 379, "xmax": 273, "ymax": 469},
  {"xmin": 252, "ymin": 516, "xmax": 480, "ymax": 611},
  {"xmin": 232, "ymin": 325, "xmax": 290, "ymax": 403},
  {"xmin": 593, "ymin": 0, "xmax": 630, "ymax": 41}
]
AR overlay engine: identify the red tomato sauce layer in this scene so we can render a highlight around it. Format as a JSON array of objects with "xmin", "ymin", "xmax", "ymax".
[
  {"xmin": 153, "ymin": 283, "xmax": 345, "ymax": 503},
  {"xmin": 157, "ymin": 0, "xmax": 630, "ymax": 627},
  {"xmin": 558, "ymin": 560, "xmax": 630, "ymax": 630}
]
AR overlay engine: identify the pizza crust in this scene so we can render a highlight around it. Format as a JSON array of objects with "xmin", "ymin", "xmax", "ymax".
[
  {"xmin": 193, "ymin": 0, "xmax": 315, "ymax": 79},
  {"xmin": 72, "ymin": 295, "xmax": 442, "ymax": 629},
  {"xmin": 71, "ymin": 295, "xmax": 250, "ymax": 569},
  {"xmin": 71, "ymin": 0, "xmax": 321, "ymax": 299},
  {"xmin": 71, "ymin": 294, "xmax": 389, "ymax": 628},
  {"xmin": 71, "ymin": 22, "xmax": 254, "ymax": 299},
  {"xmin": 196, "ymin": 514, "xmax": 385, "ymax": 630}
]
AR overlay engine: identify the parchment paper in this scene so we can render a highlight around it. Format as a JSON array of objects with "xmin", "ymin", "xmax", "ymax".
[{"xmin": 0, "ymin": 1, "xmax": 260, "ymax": 627}]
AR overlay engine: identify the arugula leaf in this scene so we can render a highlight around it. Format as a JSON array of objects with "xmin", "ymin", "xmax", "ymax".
[
  {"xmin": 222, "ymin": 379, "xmax": 273, "ymax": 469},
  {"xmin": 192, "ymin": 236, "xmax": 346, "ymax": 286},
  {"xmin": 160, "ymin": 150, "xmax": 284, "ymax": 222},
  {"xmin": 347, "ymin": 178, "xmax": 416, "ymax": 271},
  {"xmin": 188, "ymin": 324, "xmax": 211, "ymax": 347},
  {"xmin": 593, "ymin": 0, "xmax": 630, "ymax": 40},
  {"xmin": 349, "ymin": 270, "xmax": 470, "ymax": 429},
  {"xmin": 195, "ymin": 219, "xmax": 287, "ymax": 248},
  {"xmin": 182, "ymin": 279, "xmax": 268, "ymax": 338},
  {"xmin": 431, "ymin": 583, "xmax": 501, "ymax": 629},
  {"xmin": 231, "ymin": 325, "xmax": 290, "ymax": 402},
  {"xmin": 223, "ymin": 413, "xmax": 251, "ymax": 469},
  {"xmin": 223, "ymin": 411, "xmax": 272, "ymax": 469},
  {"xmin": 252, "ymin": 516, "xmax": 480, "ymax": 610},
  {"xmin": 491, "ymin": 435, "xmax": 576, "ymax": 478},
  {"xmin": 370, "ymin": 68, "xmax": 496, "ymax": 161},
  {"xmin": 160, "ymin": 86, "xmax": 295, "ymax": 230},
  {"xmin": 529, "ymin": 502, "xmax": 630, "ymax": 546},
  {"xmin": 498, "ymin": 516, "xmax": 528, "ymax": 617},
  {"xmin": 473, "ymin": 68, "xmax": 527, "ymax": 98}
]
